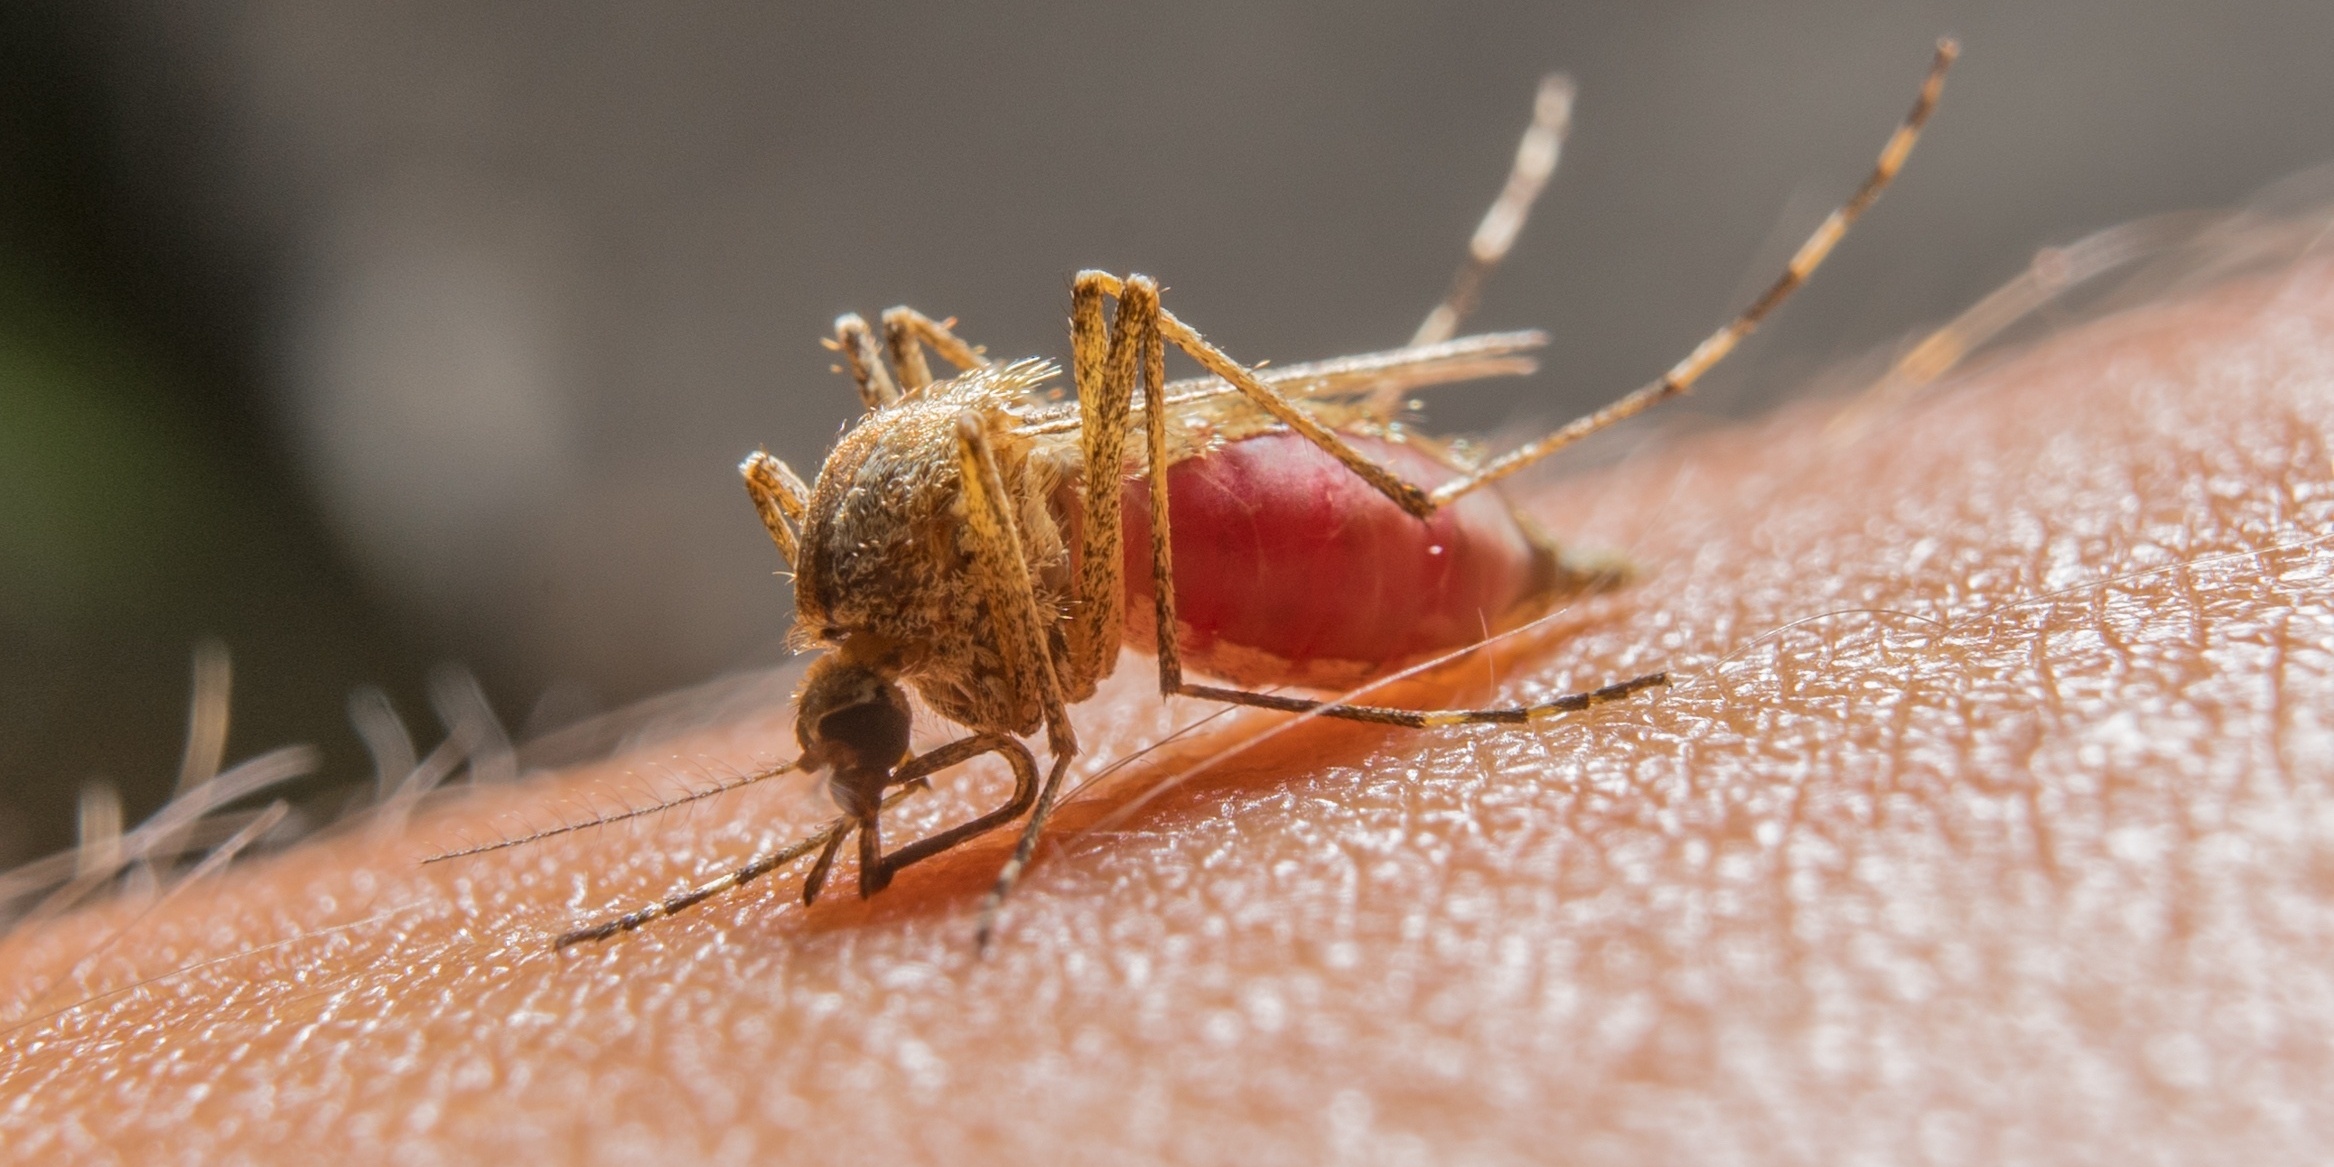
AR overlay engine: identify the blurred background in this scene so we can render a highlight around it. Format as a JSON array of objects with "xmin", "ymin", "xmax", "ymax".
[{"xmin": 6, "ymin": 0, "xmax": 2334, "ymax": 865}]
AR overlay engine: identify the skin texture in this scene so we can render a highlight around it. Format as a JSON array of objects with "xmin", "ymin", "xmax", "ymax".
[{"xmin": 4, "ymin": 251, "xmax": 2334, "ymax": 1165}]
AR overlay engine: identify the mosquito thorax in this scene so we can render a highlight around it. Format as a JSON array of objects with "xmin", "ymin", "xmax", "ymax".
[{"xmin": 794, "ymin": 656, "xmax": 913, "ymax": 818}]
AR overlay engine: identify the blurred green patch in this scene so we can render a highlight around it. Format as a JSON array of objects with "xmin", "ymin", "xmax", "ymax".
[{"xmin": 0, "ymin": 260, "xmax": 227, "ymax": 625}]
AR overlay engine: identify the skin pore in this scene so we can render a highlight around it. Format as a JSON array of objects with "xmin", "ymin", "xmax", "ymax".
[{"xmin": 3, "ymin": 248, "xmax": 2333, "ymax": 1164}]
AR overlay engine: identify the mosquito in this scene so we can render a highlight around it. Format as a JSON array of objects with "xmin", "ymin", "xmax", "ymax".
[{"xmin": 537, "ymin": 39, "xmax": 1958, "ymax": 950}]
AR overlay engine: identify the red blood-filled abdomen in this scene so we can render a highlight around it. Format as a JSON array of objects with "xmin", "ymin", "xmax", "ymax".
[{"xmin": 1121, "ymin": 431, "xmax": 1546, "ymax": 689}]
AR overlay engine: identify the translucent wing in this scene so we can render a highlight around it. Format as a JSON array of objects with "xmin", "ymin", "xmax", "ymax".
[{"xmin": 1016, "ymin": 330, "xmax": 1546, "ymax": 436}]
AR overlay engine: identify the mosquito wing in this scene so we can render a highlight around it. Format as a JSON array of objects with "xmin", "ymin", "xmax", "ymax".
[
  {"xmin": 1165, "ymin": 329, "xmax": 1546, "ymax": 405},
  {"xmin": 1016, "ymin": 330, "xmax": 1546, "ymax": 437}
]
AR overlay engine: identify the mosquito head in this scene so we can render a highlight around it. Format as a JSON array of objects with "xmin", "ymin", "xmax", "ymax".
[{"xmin": 795, "ymin": 654, "xmax": 912, "ymax": 818}]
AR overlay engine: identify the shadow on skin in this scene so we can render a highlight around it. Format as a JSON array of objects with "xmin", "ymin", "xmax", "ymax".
[{"xmin": 4, "ymin": 249, "xmax": 2334, "ymax": 1163}]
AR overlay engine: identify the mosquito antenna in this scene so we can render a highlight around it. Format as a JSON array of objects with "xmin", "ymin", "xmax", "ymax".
[
  {"xmin": 422, "ymin": 757, "xmax": 804, "ymax": 864},
  {"xmin": 1410, "ymin": 73, "xmax": 1576, "ymax": 351}
]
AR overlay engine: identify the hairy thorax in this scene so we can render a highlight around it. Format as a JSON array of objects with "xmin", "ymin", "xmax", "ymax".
[{"xmin": 792, "ymin": 368, "xmax": 1076, "ymax": 737}]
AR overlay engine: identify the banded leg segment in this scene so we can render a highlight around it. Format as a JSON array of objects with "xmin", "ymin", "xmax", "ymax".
[
  {"xmin": 1059, "ymin": 273, "xmax": 1142, "ymax": 691},
  {"xmin": 947, "ymin": 410, "xmax": 1101, "ymax": 947},
  {"xmin": 952, "ymin": 413, "xmax": 1077, "ymax": 761},
  {"xmin": 1077, "ymin": 271, "xmax": 1439, "ymax": 520},
  {"xmin": 1061, "ymin": 271, "xmax": 1185, "ymax": 698},
  {"xmin": 1157, "ymin": 304, "xmax": 1438, "ymax": 519},
  {"xmin": 1073, "ymin": 40, "xmax": 1953, "ymax": 525},
  {"xmin": 1136, "ymin": 285, "xmax": 1180, "ymax": 694},
  {"xmin": 1178, "ymin": 672, "xmax": 1668, "ymax": 729},
  {"xmin": 953, "ymin": 412, "xmax": 1086, "ymax": 949},
  {"xmin": 1425, "ymin": 38, "xmax": 1958, "ymax": 507},
  {"xmin": 1407, "ymin": 73, "xmax": 1575, "ymax": 355}
]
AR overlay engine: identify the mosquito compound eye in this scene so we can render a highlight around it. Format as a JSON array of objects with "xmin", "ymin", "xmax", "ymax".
[{"xmin": 813, "ymin": 696, "xmax": 911, "ymax": 779}]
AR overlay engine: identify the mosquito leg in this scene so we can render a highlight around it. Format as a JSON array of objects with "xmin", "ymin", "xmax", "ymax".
[
  {"xmin": 1135, "ymin": 288, "xmax": 1181, "ymax": 694},
  {"xmin": 800, "ymin": 826, "xmax": 849, "ymax": 906},
  {"xmin": 1177, "ymin": 671, "xmax": 1670, "ymax": 729},
  {"xmin": 1158, "ymin": 300, "xmax": 1438, "ymax": 518},
  {"xmin": 852, "ymin": 804, "xmax": 888, "ymax": 898},
  {"xmin": 827, "ymin": 313, "xmax": 901, "ymax": 409},
  {"xmin": 739, "ymin": 450, "xmax": 811, "ymax": 569},
  {"xmin": 870, "ymin": 734, "xmax": 1041, "ymax": 883},
  {"xmin": 975, "ymin": 749, "xmax": 1076, "ymax": 952},
  {"xmin": 953, "ymin": 412, "xmax": 1082, "ymax": 950},
  {"xmin": 1078, "ymin": 272, "xmax": 1444, "ymax": 520},
  {"xmin": 1106, "ymin": 278, "xmax": 1186, "ymax": 695},
  {"xmin": 1406, "ymin": 73, "xmax": 1576, "ymax": 354},
  {"xmin": 881, "ymin": 305, "xmax": 991, "ymax": 394},
  {"xmin": 953, "ymin": 413, "xmax": 1076, "ymax": 761},
  {"xmin": 1059, "ymin": 271, "xmax": 1148, "ymax": 695},
  {"xmin": 821, "ymin": 735, "xmax": 1038, "ymax": 903},
  {"xmin": 882, "ymin": 311, "xmax": 934, "ymax": 393},
  {"xmin": 1426, "ymin": 38, "xmax": 1958, "ymax": 507}
]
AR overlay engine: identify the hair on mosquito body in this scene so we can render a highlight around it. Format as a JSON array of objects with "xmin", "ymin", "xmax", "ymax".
[{"xmin": 439, "ymin": 39, "xmax": 1960, "ymax": 953}]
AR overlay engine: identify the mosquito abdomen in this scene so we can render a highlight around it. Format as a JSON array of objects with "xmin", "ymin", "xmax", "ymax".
[{"xmin": 1121, "ymin": 431, "xmax": 1549, "ymax": 689}]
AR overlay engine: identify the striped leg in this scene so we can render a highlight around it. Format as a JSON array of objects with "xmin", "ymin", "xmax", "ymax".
[{"xmin": 1426, "ymin": 38, "xmax": 1958, "ymax": 506}]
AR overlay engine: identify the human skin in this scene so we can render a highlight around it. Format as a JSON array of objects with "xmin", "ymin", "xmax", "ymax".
[{"xmin": 3, "ymin": 249, "xmax": 2333, "ymax": 1165}]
